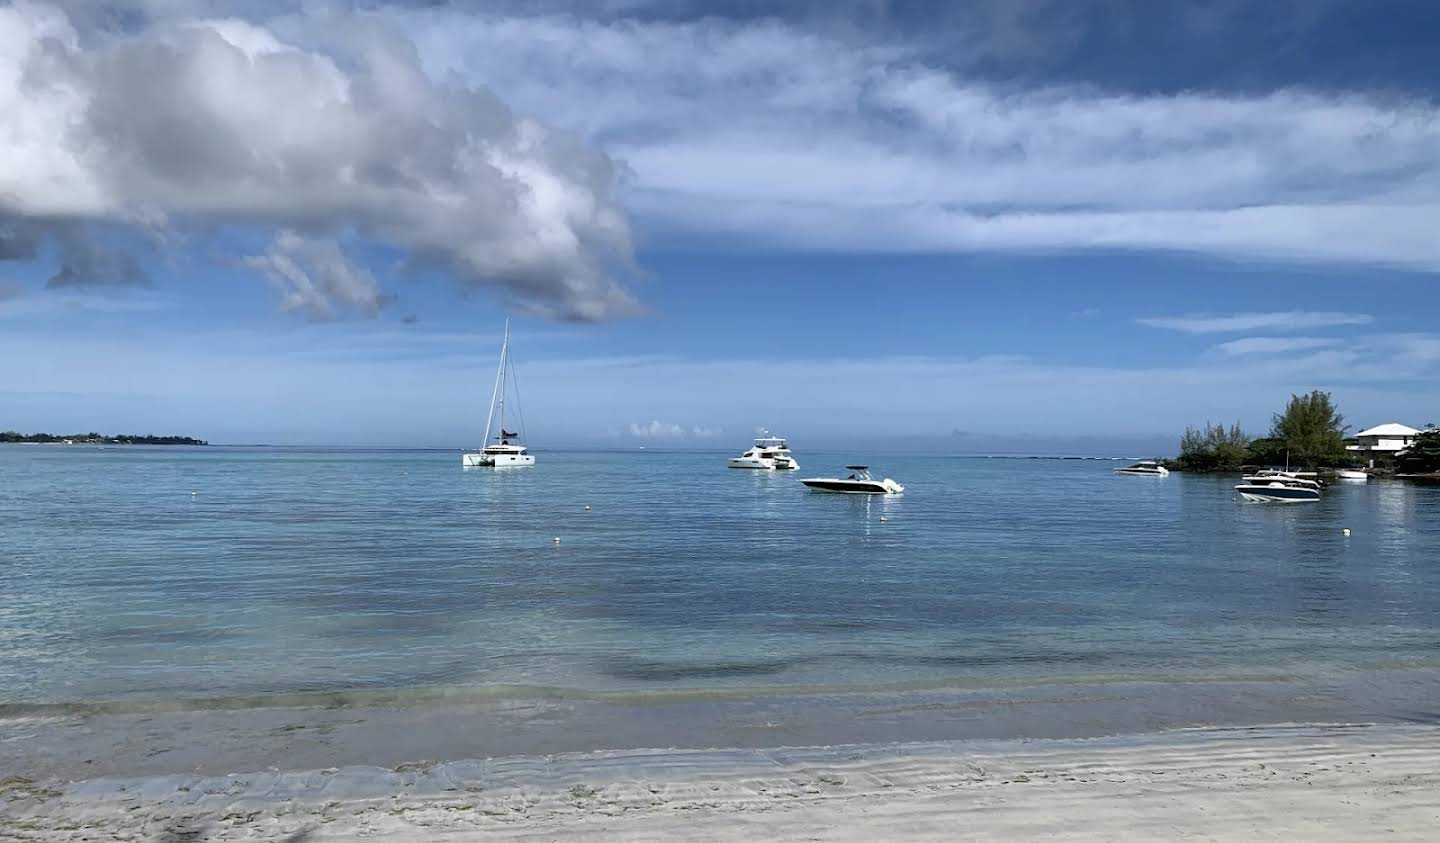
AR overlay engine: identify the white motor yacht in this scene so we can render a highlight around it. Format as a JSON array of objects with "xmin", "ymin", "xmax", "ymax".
[
  {"xmin": 1235, "ymin": 470, "xmax": 1321, "ymax": 503},
  {"xmin": 1336, "ymin": 469, "xmax": 1369, "ymax": 482},
  {"xmin": 727, "ymin": 434, "xmax": 799, "ymax": 470},
  {"xmin": 462, "ymin": 319, "xmax": 536, "ymax": 468},
  {"xmin": 1114, "ymin": 460, "xmax": 1169, "ymax": 476},
  {"xmin": 801, "ymin": 465, "xmax": 904, "ymax": 495}
]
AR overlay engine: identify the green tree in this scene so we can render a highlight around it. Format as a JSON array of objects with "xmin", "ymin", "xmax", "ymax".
[
  {"xmin": 1270, "ymin": 390, "xmax": 1348, "ymax": 467},
  {"xmin": 1177, "ymin": 421, "xmax": 1250, "ymax": 471},
  {"xmin": 1396, "ymin": 428, "xmax": 1440, "ymax": 474},
  {"xmin": 1244, "ymin": 436, "xmax": 1287, "ymax": 466}
]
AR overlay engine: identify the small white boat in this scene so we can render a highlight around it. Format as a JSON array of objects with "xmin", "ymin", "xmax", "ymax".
[
  {"xmin": 727, "ymin": 434, "xmax": 799, "ymax": 470},
  {"xmin": 1114, "ymin": 460, "xmax": 1169, "ymax": 476},
  {"xmin": 801, "ymin": 465, "xmax": 904, "ymax": 495},
  {"xmin": 462, "ymin": 319, "xmax": 535, "ymax": 468},
  {"xmin": 1235, "ymin": 470, "xmax": 1321, "ymax": 503},
  {"xmin": 1336, "ymin": 469, "xmax": 1369, "ymax": 482}
]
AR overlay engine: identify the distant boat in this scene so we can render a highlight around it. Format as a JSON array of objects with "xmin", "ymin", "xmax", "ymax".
[
  {"xmin": 727, "ymin": 433, "xmax": 799, "ymax": 470},
  {"xmin": 801, "ymin": 465, "xmax": 904, "ymax": 495},
  {"xmin": 1114, "ymin": 460, "xmax": 1169, "ymax": 476},
  {"xmin": 462, "ymin": 319, "xmax": 535, "ymax": 468},
  {"xmin": 1336, "ymin": 469, "xmax": 1369, "ymax": 482}
]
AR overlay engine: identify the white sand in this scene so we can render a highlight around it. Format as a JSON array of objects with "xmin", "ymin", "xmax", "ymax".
[{"xmin": 4, "ymin": 724, "xmax": 1439, "ymax": 840}]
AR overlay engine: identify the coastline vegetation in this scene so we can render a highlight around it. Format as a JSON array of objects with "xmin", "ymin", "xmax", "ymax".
[
  {"xmin": 1174, "ymin": 390, "xmax": 1348, "ymax": 472},
  {"xmin": 1396, "ymin": 427, "xmax": 1440, "ymax": 475},
  {"xmin": 0, "ymin": 431, "xmax": 208, "ymax": 445}
]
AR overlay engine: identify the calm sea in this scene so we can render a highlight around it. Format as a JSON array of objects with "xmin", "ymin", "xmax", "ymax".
[{"xmin": 3, "ymin": 445, "xmax": 1439, "ymax": 716}]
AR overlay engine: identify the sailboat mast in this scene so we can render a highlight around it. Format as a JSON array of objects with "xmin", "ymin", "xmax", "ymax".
[
  {"xmin": 497, "ymin": 319, "xmax": 508, "ymax": 440},
  {"xmin": 481, "ymin": 318, "xmax": 508, "ymax": 448}
]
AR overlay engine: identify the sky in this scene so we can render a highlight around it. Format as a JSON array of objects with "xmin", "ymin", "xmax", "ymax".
[{"xmin": 2, "ymin": 0, "xmax": 1439, "ymax": 452}]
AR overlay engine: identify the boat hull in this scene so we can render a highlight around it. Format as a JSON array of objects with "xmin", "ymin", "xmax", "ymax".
[
  {"xmin": 801, "ymin": 479, "xmax": 903, "ymax": 495},
  {"xmin": 1114, "ymin": 468, "xmax": 1168, "ymax": 476},
  {"xmin": 1235, "ymin": 485, "xmax": 1319, "ymax": 503},
  {"xmin": 462, "ymin": 452, "xmax": 536, "ymax": 467}
]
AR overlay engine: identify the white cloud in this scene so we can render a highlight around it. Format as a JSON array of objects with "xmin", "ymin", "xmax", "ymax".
[
  {"xmin": 402, "ymin": 11, "xmax": 1440, "ymax": 272},
  {"xmin": 0, "ymin": 3, "xmax": 636, "ymax": 320},
  {"xmin": 627, "ymin": 420, "xmax": 719, "ymax": 439},
  {"xmin": 629, "ymin": 420, "xmax": 685, "ymax": 438},
  {"xmin": 1138, "ymin": 311, "xmax": 1375, "ymax": 334},
  {"xmin": 1369, "ymin": 333, "xmax": 1440, "ymax": 366},
  {"xmin": 243, "ymin": 231, "xmax": 383, "ymax": 321},
  {"xmin": 1212, "ymin": 336, "xmax": 1342, "ymax": 356}
]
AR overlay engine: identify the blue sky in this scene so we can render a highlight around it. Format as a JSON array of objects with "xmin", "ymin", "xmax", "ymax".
[{"xmin": 2, "ymin": 0, "xmax": 1439, "ymax": 451}]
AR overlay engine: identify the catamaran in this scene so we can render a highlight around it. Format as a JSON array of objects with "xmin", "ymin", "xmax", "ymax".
[
  {"xmin": 462, "ymin": 319, "xmax": 535, "ymax": 468},
  {"xmin": 727, "ymin": 432, "xmax": 799, "ymax": 470}
]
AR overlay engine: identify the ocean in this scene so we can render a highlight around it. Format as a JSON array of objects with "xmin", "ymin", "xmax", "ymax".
[{"xmin": 3, "ymin": 445, "xmax": 1440, "ymax": 752}]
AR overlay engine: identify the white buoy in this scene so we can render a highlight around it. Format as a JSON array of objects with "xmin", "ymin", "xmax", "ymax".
[
  {"xmin": 191, "ymin": 491, "xmax": 197, "ymax": 496},
  {"xmin": 554, "ymin": 537, "xmax": 562, "ymax": 544},
  {"xmin": 879, "ymin": 516, "xmax": 887, "ymax": 522},
  {"xmin": 584, "ymin": 505, "xmax": 591, "ymax": 511},
  {"xmin": 1343, "ymin": 528, "xmax": 1351, "ymax": 537}
]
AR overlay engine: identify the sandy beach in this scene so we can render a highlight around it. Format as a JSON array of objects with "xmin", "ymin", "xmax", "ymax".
[{"xmin": 5, "ymin": 723, "xmax": 1439, "ymax": 840}]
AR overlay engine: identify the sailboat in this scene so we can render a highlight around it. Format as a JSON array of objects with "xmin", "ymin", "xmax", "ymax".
[{"xmin": 462, "ymin": 319, "xmax": 535, "ymax": 467}]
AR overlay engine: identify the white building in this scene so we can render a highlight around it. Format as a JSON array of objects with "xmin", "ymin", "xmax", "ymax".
[{"xmin": 1347, "ymin": 423, "xmax": 1422, "ymax": 459}]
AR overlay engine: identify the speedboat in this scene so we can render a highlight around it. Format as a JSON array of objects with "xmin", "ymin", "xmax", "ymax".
[
  {"xmin": 801, "ymin": 465, "xmax": 904, "ymax": 495},
  {"xmin": 1234, "ymin": 470, "xmax": 1321, "ymax": 503},
  {"xmin": 1114, "ymin": 460, "xmax": 1169, "ymax": 476},
  {"xmin": 727, "ymin": 434, "xmax": 798, "ymax": 470},
  {"xmin": 462, "ymin": 319, "xmax": 536, "ymax": 468},
  {"xmin": 1336, "ymin": 469, "xmax": 1369, "ymax": 482}
]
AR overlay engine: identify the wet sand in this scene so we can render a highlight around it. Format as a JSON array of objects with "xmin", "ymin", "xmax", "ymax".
[
  {"xmin": 4, "ymin": 723, "xmax": 1439, "ymax": 840},
  {"xmin": 7, "ymin": 667, "xmax": 1440, "ymax": 783}
]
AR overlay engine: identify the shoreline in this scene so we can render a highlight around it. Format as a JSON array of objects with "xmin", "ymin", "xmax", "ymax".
[
  {"xmin": 5, "ymin": 665, "xmax": 1440, "ymax": 781},
  {"xmin": 6, "ymin": 722, "xmax": 1439, "ymax": 840}
]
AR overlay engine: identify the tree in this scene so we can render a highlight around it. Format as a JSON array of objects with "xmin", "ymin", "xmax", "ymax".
[
  {"xmin": 1244, "ymin": 436, "xmax": 1288, "ymax": 467},
  {"xmin": 1177, "ymin": 421, "xmax": 1250, "ymax": 471},
  {"xmin": 1396, "ymin": 428, "xmax": 1440, "ymax": 474},
  {"xmin": 1270, "ymin": 390, "xmax": 1348, "ymax": 467}
]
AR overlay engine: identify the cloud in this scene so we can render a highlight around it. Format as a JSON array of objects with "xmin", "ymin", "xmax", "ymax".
[
  {"xmin": 243, "ymin": 231, "xmax": 383, "ymax": 321},
  {"xmin": 44, "ymin": 224, "xmax": 149, "ymax": 289},
  {"xmin": 0, "ymin": 288, "xmax": 174, "ymax": 318},
  {"xmin": 404, "ymin": 11, "xmax": 1440, "ymax": 272},
  {"xmin": 1368, "ymin": 333, "xmax": 1440, "ymax": 366},
  {"xmin": 0, "ymin": 220, "xmax": 42, "ymax": 260},
  {"xmin": 1138, "ymin": 311, "xmax": 1375, "ymax": 334},
  {"xmin": 1212, "ymin": 336, "xmax": 1342, "ymax": 356},
  {"xmin": 628, "ymin": 420, "xmax": 683, "ymax": 438},
  {"xmin": 0, "ymin": 3, "xmax": 636, "ymax": 320},
  {"xmin": 627, "ymin": 420, "xmax": 719, "ymax": 439}
]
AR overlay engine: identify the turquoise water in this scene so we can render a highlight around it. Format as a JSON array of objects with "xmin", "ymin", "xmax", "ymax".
[{"xmin": 2, "ymin": 445, "xmax": 1439, "ymax": 708}]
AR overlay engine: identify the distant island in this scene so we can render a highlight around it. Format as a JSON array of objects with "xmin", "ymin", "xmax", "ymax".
[{"xmin": 0, "ymin": 431, "xmax": 208, "ymax": 446}]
